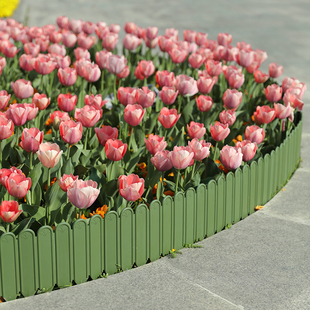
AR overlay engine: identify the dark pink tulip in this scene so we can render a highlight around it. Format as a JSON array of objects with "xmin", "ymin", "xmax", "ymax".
[
  {"xmin": 176, "ymin": 74, "xmax": 198, "ymax": 96},
  {"xmin": 74, "ymin": 47, "xmax": 90, "ymax": 61},
  {"xmin": 151, "ymin": 150, "xmax": 173, "ymax": 171},
  {"xmin": 57, "ymin": 16, "xmax": 70, "ymax": 29},
  {"xmin": 210, "ymin": 122, "xmax": 230, "ymax": 141},
  {"xmin": 69, "ymin": 19, "xmax": 84, "ymax": 34},
  {"xmin": 205, "ymin": 60, "xmax": 222, "ymax": 77},
  {"xmin": 269, "ymin": 62, "xmax": 283, "ymax": 78},
  {"xmin": 75, "ymin": 105, "xmax": 102, "ymax": 127},
  {"xmin": 24, "ymin": 42, "xmax": 40, "ymax": 57},
  {"xmin": 85, "ymin": 94, "xmax": 107, "ymax": 110},
  {"xmin": 168, "ymin": 47, "xmax": 188, "ymax": 64},
  {"xmin": 264, "ymin": 84, "xmax": 282, "ymax": 102},
  {"xmin": 158, "ymin": 35, "xmax": 171, "ymax": 52},
  {"xmin": 59, "ymin": 174, "xmax": 78, "ymax": 192},
  {"xmin": 20, "ymin": 127, "xmax": 44, "ymax": 153},
  {"xmin": 34, "ymin": 36, "xmax": 50, "ymax": 52},
  {"xmin": 187, "ymin": 122, "xmax": 206, "ymax": 139},
  {"xmin": 95, "ymin": 126, "xmax": 118, "ymax": 146},
  {"xmin": 196, "ymin": 95, "xmax": 213, "ymax": 112},
  {"xmin": 19, "ymin": 54, "xmax": 35, "ymax": 71},
  {"xmin": 0, "ymin": 90, "xmax": 11, "ymax": 110},
  {"xmin": 254, "ymin": 70, "xmax": 269, "ymax": 83},
  {"xmin": 220, "ymin": 145, "xmax": 243, "ymax": 170},
  {"xmin": 219, "ymin": 110, "xmax": 236, "ymax": 127},
  {"xmin": 34, "ymin": 54, "xmax": 56, "ymax": 75},
  {"xmin": 136, "ymin": 87, "xmax": 155, "ymax": 108},
  {"xmin": 274, "ymin": 103, "xmax": 293, "ymax": 120},
  {"xmin": 11, "ymin": 79, "xmax": 33, "ymax": 99},
  {"xmin": 82, "ymin": 62, "xmax": 101, "ymax": 83},
  {"xmin": 158, "ymin": 107, "xmax": 181, "ymax": 129},
  {"xmin": 223, "ymin": 89, "xmax": 242, "ymax": 110},
  {"xmin": 228, "ymin": 72, "xmax": 245, "ymax": 89},
  {"xmin": 188, "ymin": 139, "xmax": 211, "ymax": 161},
  {"xmin": 60, "ymin": 120, "xmax": 83, "ymax": 144},
  {"xmin": 138, "ymin": 60, "xmax": 155, "ymax": 78},
  {"xmin": 253, "ymin": 106, "xmax": 276, "ymax": 124},
  {"xmin": 169, "ymin": 146, "xmax": 194, "ymax": 170},
  {"xmin": 117, "ymin": 87, "xmax": 137, "ymax": 106},
  {"xmin": 62, "ymin": 30, "xmax": 77, "ymax": 48},
  {"xmin": 217, "ymin": 33, "xmax": 233, "ymax": 47},
  {"xmin": 83, "ymin": 22, "xmax": 97, "ymax": 35},
  {"xmin": 155, "ymin": 70, "xmax": 176, "ymax": 87},
  {"xmin": 0, "ymin": 201, "xmax": 22, "ymax": 223},
  {"xmin": 236, "ymin": 140, "xmax": 257, "ymax": 162},
  {"xmin": 96, "ymin": 50, "xmax": 112, "ymax": 69},
  {"xmin": 197, "ymin": 76, "xmax": 215, "ymax": 94},
  {"xmin": 118, "ymin": 174, "xmax": 144, "ymax": 201},
  {"xmin": 134, "ymin": 66, "xmax": 145, "ymax": 80},
  {"xmin": 123, "ymin": 34, "xmax": 141, "ymax": 50},
  {"xmin": 159, "ymin": 86, "xmax": 178, "ymax": 105},
  {"xmin": 236, "ymin": 50, "xmax": 254, "ymax": 68},
  {"xmin": 144, "ymin": 134, "xmax": 167, "ymax": 155},
  {"xmin": 283, "ymin": 88, "xmax": 304, "ymax": 111},
  {"xmin": 58, "ymin": 67, "xmax": 77, "ymax": 86},
  {"xmin": 49, "ymin": 31, "xmax": 63, "ymax": 43},
  {"xmin": 124, "ymin": 22, "xmax": 137, "ymax": 35},
  {"xmin": 124, "ymin": 104, "xmax": 145, "ymax": 127},
  {"xmin": 245, "ymin": 125, "xmax": 265, "ymax": 144},
  {"xmin": 117, "ymin": 66, "xmax": 130, "ymax": 79},
  {"xmin": 32, "ymin": 93, "xmax": 50, "ymax": 110},
  {"xmin": 188, "ymin": 53, "xmax": 205, "ymax": 69},
  {"xmin": 67, "ymin": 180, "xmax": 100, "ymax": 209},
  {"xmin": 107, "ymin": 55, "xmax": 127, "ymax": 75},
  {"xmin": 0, "ymin": 115, "xmax": 14, "ymax": 140},
  {"xmin": 105, "ymin": 139, "xmax": 127, "ymax": 161},
  {"xmin": 57, "ymin": 93, "xmax": 77, "ymax": 112},
  {"xmin": 5, "ymin": 104, "xmax": 30, "ymax": 126},
  {"xmin": 102, "ymin": 32, "xmax": 119, "ymax": 51},
  {"xmin": 6, "ymin": 173, "xmax": 31, "ymax": 199}
]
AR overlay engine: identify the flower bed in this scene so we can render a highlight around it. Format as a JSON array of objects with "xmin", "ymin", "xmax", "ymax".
[{"xmin": 0, "ymin": 17, "xmax": 306, "ymax": 301}]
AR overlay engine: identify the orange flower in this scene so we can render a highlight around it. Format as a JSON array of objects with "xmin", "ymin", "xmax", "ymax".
[
  {"xmin": 215, "ymin": 159, "xmax": 229, "ymax": 174},
  {"xmin": 44, "ymin": 177, "xmax": 57, "ymax": 191},
  {"xmin": 232, "ymin": 138, "xmax": 238, "ymax": 144},
  {"xmin": 45, "ymin": 118, "xmax": 52, "ymax": 126},
  {"xmin": 255, "ymin": 205, "xmax": 264, "ymax": 211},
  {"xmin": 77, "ymin": 214, "xmax": 87, "ymax": 219},
  {"xmin": 90, "ymin": 205, "xmax": 108, "ymax": 219},
  {"xmin": 46, "ymin": 129, "xmax": 52, "ymax": 135},
  {"xmin": 152, "ymin": 183, "xmax": 157, "ymax": 194},
  {"xmin": 236, "ymin": 135, "xmax": 243, "ymax": 142},
  {"xmin": 33, "ymin": 88, "xmax": 39, "ymax": 95},
  {"xmin": 244, "ymin": 89, "xmax": 248, "ymax": 96},
  {"xmin": 164, "ymin": 190, "xmax": 174, "ymax": 197},
  {"xmin": 137, "ymin": 162, "xmax": 147, "ymax": 171}
]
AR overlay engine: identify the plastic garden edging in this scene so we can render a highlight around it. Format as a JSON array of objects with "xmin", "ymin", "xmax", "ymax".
[{"xmin": 0, "ymin": 115, "xmax": 303, "ymax": 301}]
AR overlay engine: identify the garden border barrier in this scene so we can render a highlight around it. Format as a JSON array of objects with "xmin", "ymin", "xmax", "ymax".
[{"xmin": 0, "ymin": 117, "xmax": 303, "ymax": 301}]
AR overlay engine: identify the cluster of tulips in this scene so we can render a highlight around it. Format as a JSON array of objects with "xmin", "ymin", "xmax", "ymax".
[{"xmin": 0, "ymin": 16, "xmax": 306, "ymax": 233}]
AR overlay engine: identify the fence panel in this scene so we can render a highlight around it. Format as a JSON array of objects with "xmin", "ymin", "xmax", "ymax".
[
  {"xmin": 185, "ymin": 188, "xmax": 196, "ymax": 244},
  {"xmin": 242, "ymin": 165, "xmax": 250, "ymax": 219},
  {"xmin": 207, "ymin": 180, "xmax": 217, "ymax": 236},
  {"xmin": 217, "ymin": 177, "xmax": 225, "ymax": 232},
  {"xmin": 173, "ymin": 192, "xmax": 184, "ymax": 250},
  {"xmin": 234, "ymin": 168, "xmax": 242, "ymax": 223},
  {"xmin": 225, "ymin": 172, "xmax": 234, "ymax": 225},
  {"xmin": 257, "ymin": 158, "xmax": 264, "ymax": 206},
  {"xmin": 269, "ymin": 151, "xmax": 276, "ymax": 197},
  {"xmin": 263, "ymin": 154, "xmax": 270, "ymax": 204},
  {"xmin": 135, "ymin": 204, "xmax": 148, "ymax": 267},
  {"xmin": 196, "ymin": 184, "xmax": 206, "ymax": 241},
  {"xmin": 249, "ymin": 162, "xmax": 257, "ymax": 214},
  {"xmin": 149, "ymin": 200, "xmax": 162, "ymax": 261},
  {"xmin": 162, "ymin": 196, "xmax": 173, "ymax": 255}
]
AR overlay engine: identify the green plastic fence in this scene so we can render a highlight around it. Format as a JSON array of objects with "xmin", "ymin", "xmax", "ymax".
[{"xmin": 0, "ymin": 118, "xmax": 303, "ymax": 301}]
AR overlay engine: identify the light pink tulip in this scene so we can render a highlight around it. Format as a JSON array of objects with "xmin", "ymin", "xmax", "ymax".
[
  {"xmin": 176, "ymin": 74, "xmax": 198, "ymax": 96},
  {"xmin": 49, "ymin": 31, "xmax": 63, "ymax": 43},
  {"xmin": 220, "ymin": 145, "xmax": 243, "ymax": 170},
  {"xmin": 75, "ymin": 105, "xmax": 102, "ymax": 127},
  {"xmin": 236, "ymin": 140, "xmax": 257, "ymax": 162},
  {"xmin": 136, "ymin": 87, "xmax": 155, "ymax": 108},
  {"xmin": 228, "ymin": 72, "xmax": 245, "ymax": 89},
  {"xmin": 144, "ymin": 134, "xmax": 167, "ymax": 155},
  {"xmin": 96, "ymin": 50, "xmax": 112, "ymax": 69},
  {"xmin": 83, "ymin": 22, "xmax": 97, "ymax": 35},
  {"xmin": 0, "ymin": 90, "xmax": 11, "ymax": 110},
  {"xmin": 245, "ymin": 125, "xmax": 265, "ymax": 144},
  {"xmin": 269, "ymin": 62, "xmax": 283, "ymax": 78},
  {"xmin": 124, "ymin": 22, "xmax": 137, "ymax": 35},
  {"xmin": 52, "ymin": 55, "xmax": 71, "ymax": 69},
  {"xmin": 48, "ymin": 43, "xmax": 66, "ymax": 56},
  {"xmin": 84, "ymin": 94, "xmax": 107, "ymax": 110},
  {"xmin": 223, "ymin": 89, "xmax": 243, "ymax": 110},
  {"xmin": 219, "ymin": 110, "xmax": 236, "ymax": 127},
  {"xmin": 107, "ymin": 55, "xmax": 127, "ymax": 75},
  {"xmin": 74, "ymin": 47, "xmax": 91, "ymax": 61},
  {"xmin": 56, "ymin": 16, "xmax": 69, "ymax": 29},
  {"xmin": 168, "ymin": 146, "xmax": 194, "ymax": 170},
  {"xmin": 6, "ymin": 173, "xmax": 31, "ymax": 198},
  {"xmin": 102, "ymin": 32, "xmax": 119, "ymax": 51},
  {"xmin": 151, "ymin": 151, "xmax": 173, "ymax": 171},
  {"xmin": 82, "ymin": 62, "xmax": 101, "ymax": 82},
  {"xmin": 188, "ymin": 53, "xmax": 205, "ymax": 69},
  {"xmin": 283, "ymin": 88, "xmax": 304, "ymax": 111},
  {"xmin": 118, "ymin": 174, "xmax": 144, "ymax": 202},
  {"xmin": 217, "ymin": 33, "xmax": 233, "ymax": 47},
  {"xmin": 188, "ymin": 139, "xmax": 211, "ymax": 161},
  {"xmin": 20, "ymin": 127, "xmax": 44, "ymax": 153},
  {"xmin": 168, "ymin": 47, "xmax": 188, "ymax": 64},
  {"xmin": 24, "ymin": 42, "xmax": 40, "ymax": 57},
  {"xmin": 59, "ymin": 120, "xmax": 83, "ymax": 144},
  {"xmin": 117, "ymin": 66, "xmax": 130, "ymax": 79},
  {"xmin": 11, "ymin": 79, "xmax": 33, "ymax": 99},
  {"xmin": 264, "ymin": 84, "xmax": 282, "ymax": 102},
  {"xmin": 155, "ymin": 70, "xmax": 176, "ymax": 87},
  {"xmin": 158, "ymin": 107, "xmax": 181, "ymax": 128},
  {"xmin": 117, "ymin": 87, "xmax": 137, "ymax": 106},
  {"xmin": 34, "ymin": 54, "xmax": 56, "ymax": 75},
  {"xmin": 0, "ymin": 115, "xmax": 14, "ymax": 140},
  {"xmin": 62, "ymin": 31, "xmax": 77, "ymax": 48},
  {"xmin": 59, "ymin": 174, "xmax": 79, "ymax": 192},
  {"xmin": 196, "ymin": 95, "xmax": 213, "ymax": 112},
  {"xmin": 57, "ymin": 93, "xmax": 77, "ymax": 112},
  {"xmin": 187, "ymin": 122, "xmax": 206, "ymax": 139},
  {"xmin": 205, "ymin": 60, "xmax": 222, "ymax": 77},
  {"xmin": 123, "ymin": 34, "xmax": 141, "ymax": 50},
  {"xmin": 69, "ymin": 19, "xmax": 84, "ymax": 34},
  {"xmin": 137, "ymin": 60, "xmax": 155, "ymax": 79},
  {"xmin": 19, "ymin": 54, "xmax": 35, "ymax": 71},
  {"xmin": 197, "ymin": 76, "xmax": 215, "ymax": 94},
  {"xmin": 58, "ymin": 67, "xmax": 77, "ymax": 86},
  {"xmin": 210, "ymin": 122, "xmax": 230, "ymax": 141},
  {"xmin": 37, "ymin": 142, "xmax": 63, "ymax": 168},
  {"xmin": 124, "ymin": 104, "xmax": 145, "ymax": 127},
  {"xmin": 5, "ymin": 103, "xmax": 30, "ymax": 126},
  {"xmin": 236, "ymin": 50, "xmax": 254, "ymax": 67},
  {"xmin": 159, "ymin": 86, "xmax": 178, "ymax": 105},
  {"xmin": 274, "ymin": 103, "xmax": 293, "ymax": 120}
]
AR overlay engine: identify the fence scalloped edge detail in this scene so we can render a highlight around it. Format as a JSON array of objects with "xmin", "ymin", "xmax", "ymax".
[{"xmin": 0, "ymin": 115, "xmax": 303, "ymax": 301}]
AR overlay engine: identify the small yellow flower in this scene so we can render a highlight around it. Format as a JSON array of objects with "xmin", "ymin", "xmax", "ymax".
[
  {"xmin": 0, "ymin": 0, "xmax": 19, "ymax": 18},
  {"xmin": 172, "ymin": 248, "xmax": 176, "ymax": 252},
  {"xmin": 255, "ymin": 205, "xmax": 264, "ymax": 211}
]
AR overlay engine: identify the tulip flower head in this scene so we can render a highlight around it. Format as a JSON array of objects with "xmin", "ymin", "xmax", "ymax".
[
  {"xmin": 0, "ymin": 201, "xmax": 22, "ymax": 223},
  {"xmin": 118, "ymin": 174, "xmax": 145, "ymax": 201}
]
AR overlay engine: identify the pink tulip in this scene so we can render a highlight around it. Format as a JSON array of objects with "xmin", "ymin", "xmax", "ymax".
[
  {"xmin": 24, "ymin": 42, "xmax": 40, "ymax": 57},
  {"xmin": 2, "ymin": 43, "xmax": 19, "ymax": 58},
  {"xmin": 165, "ymin": 28, "xmax": 179, "ymax": 41},
  {"xmin": 265, "ymin": 84, "xmax": 282, "ymax": 102},
  {"xmin": 283, "ymin": 88, "xmax": 304, "ymax": 111},
  {"xmin": 58, "ymin": 67, "xmax": 77, "ymax": 86},
  {"xmin": 118, "ymin": 174, "xmax": 144, "ymax": 201},
  {"xmin": 123, "ymin": 34, "xmax": 141, "ymax": 50},
  {"xmin": 196, "ymin": 47, "xmax": 213, "ymax": 60},
  {"xmin": 105, "ymin": 139, "xmax": 127, "ymax": 161},
  {"xmin": 183, "ymin": 29, "xmax": 196, "ymax": 43},
  {"xmin": 84, "ymin": 94, "xmax": 107, "ymax": 110},
  {"xmin": 74, "ymin": 47, "xmax": 91, "ymax": 61},
  {"xmin": 0, "ymin": 201, "xmax": 22, "ymax": 223},
  {"xmin": 25, "ymin": 103, "xmax": 38, "ymax": 121},
  {"xmin": 34, "ymin": 36, "xmax": 50, "ymax": 52},
  {"xmin": 188, "ymin": 53, "xmax": 205, "ymax": 69},
  {"xmin": 245, "ymin": 125, "xmax": 265, "ymax": 144},
  {"xmin": 124, "ymin": 104, "xmax": 145, "ymax": 127},
  {"xmin": 223, "ymin": 65, "xmax": 242, "ymax": 80},
  {"xmin": 124, "ymin": 22, "xmax": 137, "ymax": 35},
  {"xmin": 50, "ymin": 111, "xmax": 70, "ymax": 130},
  {"xmin": 223, "ymin": 89, "xmax": 243, "ymax": 110},
  {"xmin": 34, "ymin": 54, "xmax": 56, "ymax": 75},
  {"xmin": 236, "ymin": 50, "xmax": 254, "ymax": 67},
  {"xmin": 69, "ymin": 19, "xmax": 84, "ymax": 34},
  {"xmin": 235, "ymin": 140, "xmax": 257, "ymax": 162},
  {"xmin": 82, "ymin": 22, "xmax": 97, "ymax": 35},
  {"xmin": 74, "ymin": 58, "xmax": 91, "ymax": 77},
  {"xmin": 282, "ymin": 77, "xmax": 306, "ymax": 96},
  {"xmin": 11, "ymin": 79, "xmax": 33, "ymax": 99},
  {"xmin": 36, "ymin": 142, "xmax": 63, "ymax": 168},
  {"xmin": 144, "ymin": 134, "xmax": 167, "ymax": 155},
  {"xmin": 145, "ymin": 26, "xmax": 158, "ymax": 40},
  {"xmin": 49, "ymin": 31, "xmax": 63, "ymax": 43},
  {"xmin": 205, "ymin": 60, "xmax": 222, "ymax": 77},
  {"xmin": 136, "ymin": 87, "xmax": 155, "ymax": 108},
  {"xmin": 117, "ymin": 87, "xmax": 137, "ymax": 106},
  {"xmin": 32, "ymin": 93, "xmax": 50, "ymax": 110},
  {"xmin": 145, "ymin": 37, "xmax": 159, "ymax": 49},
  {"xmin": 57, "ymin": 93, "xmax": 77, "ymax": 112},
  {"xmin": 57, "ymin": 16, "xmax": 69, "ymax": 29},
  {"xmin": 59, "ymin": 120, "xmax": 83, "ymax": 144},
  {"xmin": 168, "ymin": 47, "xmax": 188, "ymax": 64},
  {"xmin": 96, "ymin": 26, "xmax": 109, "ymax": 40},
  {"xmin": 59, "ymin": 174, "xmax": 79, "ymax": 192},
  {"xmin": 158, "ymin": 36, "xmax": 172, "ymax": 52},
  {"xmin": 169, "ymin": 146, "xmax": 194, "ymax": 170},
  {"xmin": 117, "ymin": 66, "xmax": 130, "ymax": 79},
  {"xmin": 48, "ymin": 43, "xmax": 66, "ymax": 56},
  {"xmin": 246, "ymin": 60, "xmax": 260, "ymax": 74},
  {"xmin": 254, "ymin": 70, "xmax": 269, "ymax": 83},
  {"xmin": 151, "ymin": 150, "xmax": 173, "ymax": 171},
  {"xmin": 6, "ymin": 173, "xmax": 31, "ymax": 198},
  {"xmin": 82, "ymin": 62, "xmax": 101, "ymax": 82},
  {"xmin": 0, "ymin": 167, "xmax": 23, "ymax": 188},
  {"xmin": 137, "ymin": 60, "xmax": 155, "ymax": 79},
  {"xmin": 219, "ymin": 110, "xmax": 236, "ymax": 127},
  {"xmin": 269, "ymin": 63, "xmax": 283, "ymax": 78},
  {"xmin": 196, "ymin": 95, "xmax": 213, "ymax": 112},
  {"xmin": 253, "ymin": 106, "xmax": 276, "ymax": 124},
  {"xmin": 5, "ymin": 103, "xmax": 30, "ymax": 126},
  {"xmin": 188, "ymin": 139, "xmax": 211, "ymax": 161},
  {"xmin": 77, "ymin": 35, "xmax": 95, "ymax": 50},
  {"xmin": 228, "ymin": 72, "xmax": 245, "ymax": 89},
  {"xmin": 197, "ymin": 76, "xmax": 215, "ymax": 94},
  {"xmin": 0, "ymin": 115, "xmax": 14, "ymax": 140},
  {"xmin": 274, "ymin": 103, "xmax": 293, "ymax": 120},
  {"xmin": 159, "ymin": 86, "xmax": 179, "ymax": 105},
  {"xmin": 67, "ymin": 179, "xmax": 100, "ymax": 209},
  {"xmin": 218, "ymin": 33, "xmax": 232, "ymax": 47},
  {"xmin": 220, "ymin": 145, "xmax": 243, "ymax": 170},
  {"xmin": 75, "ymin": 105, "xmax": 102, "ymax": 127},
  {"xmin": 107, "ymin": 55, "xmax": 127, "ymax": 75},
  {"xmin": 0, "ymin": 90, "xmax": 11, "ymax": 110},
  {"xmin": 52, "ymin": 54, "xmax": 72, "ymax": 69},
  {"xmin": 176, "ymin": 74, "xmax": 198, "ymax": 96},
  {"xmin": 102, "ymin": 32, "xmax": 119, "ymax": 51},
  {"xmin": 95, "ymin": 126, "xmax": 118, "ymax": 146},
  {"xmin": 210, "ymin": 122, "xmax": 230, "ymax": 141},
  {"xmin": 62, "ymin": 31, "xmax": 77, "ymax": 48},
  {"xmin": 187, "ymin": 122, "xmax": 206, "ymax": 139},
  {"xmin": 158, "ymin": 107, "xmax": 181, "ymax": 129},
  {"xmin": 155, "ymin": 70, "xmax": 176, "ymax": 88},
  {"xmin": 20, "ymin": 127, "xmax": 43, "ymax": 153},
  {"xmin": 19, "ymin": 54, "xmax": 34, "ymax": 71},
  {"xmin": 109, "ymin": 24, "xmax": 121, "ymax": 33},
  {"xmin": 195, "ymin": 32, "xmax": 208, "ymax": 46},
  {"xmin": 134, "ymin": 66, "xmax": 145, "ymax": 80}
]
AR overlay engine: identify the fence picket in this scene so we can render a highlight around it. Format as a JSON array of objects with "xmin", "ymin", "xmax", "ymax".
[
  {"xmin": 173, "ymin": 192, "xmax": 184, "ymax": 250},
  {"xmin": 263, "ymin": 154, "xmax": 270, "ymax": 204},
  {"xmin": 162, "ymin": 196, "xmax": 173, "ymax": 255},
  {"xmin": 225, "ymin": 172, "xmax": 234, "ymax": 225},
  {"xmin": 185, "ymin": 188, "xmax": 196, "ymax": 244},
  {"xmin": 249, "ymin": 162, "xmax": 257, "ymax": 214},
  {"xmin": 135, "ymin": 204, "xmax": 148, "ymax": 267},
  {"xmin": 257, "ymin": 158, "xmax": 264, "ymax": 206},
  {"xmin": 217, "ymin": 177, "xmax": 225, "ymax": 232},
  {"xmin": 242, "ymin": 165, "xmax": 250, "ymax": 219},
  {"xmin": 149, "ymin": 200, "xmax": 161, "ymax": 261},
  {"xmin": 207, "ymin": 180, "xmax": 217, "ymax": 236},
  {"xmin": 120, "ymin": 208, "xmax": 134, "ymax": 271},
  {"xmin": 269, "ymin": 151, "xmax": 276, "ymax": 197},
  {"xmin": 196, "ymin": 184, "xmax": 206, "ymax": 241},
  {"xmin": 234, "ymin": 168, "xmax": 242, "ymax": 223}
]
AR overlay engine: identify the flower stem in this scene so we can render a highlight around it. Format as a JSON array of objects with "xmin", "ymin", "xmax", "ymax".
[
  {"xmin": 84, "ymin": 127, "xmax": 88, "ymax": 150},
  {"xmin": 191, "ymin": 161, "xmax": 196, "ymax": 180},
  {"xmin": 114, "ymin": 75, "xmax": 118, "ymax": 105},
  {"xmin": 6, "ymin": 222, "xmax": 10, "ymax": 233},
  {"xmin": 15, "ymin": 126, "xmax": 20, "ymax": 146},
  {"xmin": 100, "ymin": 70, "xmax": 105, "ymax": 92},
  {"xmin": 128, "ymin": 127, "xmax": 134, "ymax": 151},
  {"xmin": 175, "ymin": 169, "xmax": 180, "ymax": 193},
  {"xmin": 29, "ymin": 151, "xmax": 33, "ymax": 170},
  {"xmin": 161, "ymin": 171, "xmax": 165, "ymax": 199},
  {"xmin": 67, "ymin": 144, "xmax": 70, "ymax": 160},
  {"xmin": 0, "ymin": 140, "xmax": 2, "ymax": 167}
]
